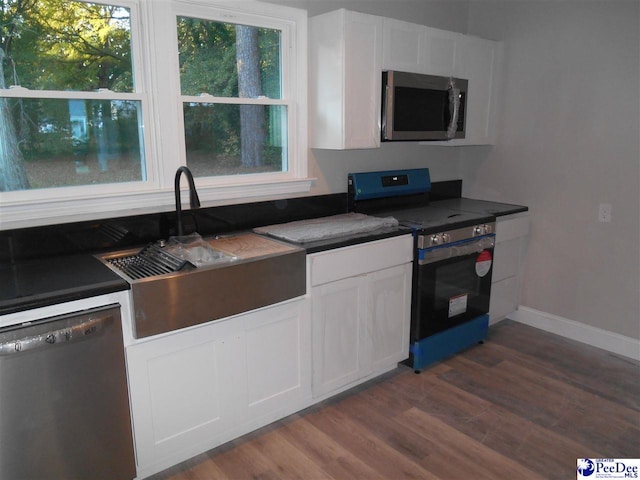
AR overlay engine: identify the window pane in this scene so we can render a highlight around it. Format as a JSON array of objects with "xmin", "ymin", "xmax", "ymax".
[
  {"xmin": 0, "ymin": 0, "xmax": 133, "ymax": 92},
  {"xmin": 177, "ymin": 17, "xmax": 281, "ymax": 99},
  {"xmin": 1, "ymin": 97, "xmax": 145, "ymax": 190},
  {"xmin": 184, "ymin": 103, "xmax": 287, "ymax": 177}
]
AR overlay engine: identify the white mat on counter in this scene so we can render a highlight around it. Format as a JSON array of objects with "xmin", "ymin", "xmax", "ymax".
[{"xmin": 253, "ymin": 213, "xmax": 399, "ymax": 243}]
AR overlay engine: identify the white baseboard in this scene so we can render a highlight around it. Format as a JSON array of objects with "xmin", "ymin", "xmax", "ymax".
[{"xmin": 510, "ymin": 307, "xmax": 640, "ymax": 362}]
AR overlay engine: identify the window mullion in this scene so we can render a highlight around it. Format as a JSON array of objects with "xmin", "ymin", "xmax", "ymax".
[
  {"xmin": 0, "ymin": 89, "xmax": 144, "ymax": 101},
  {"xmin": 180, "ymin": 95, "xmax": 288, "ymax": 106}
]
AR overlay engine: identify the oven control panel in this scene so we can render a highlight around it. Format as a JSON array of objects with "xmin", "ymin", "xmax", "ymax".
[
  {"xmin": 473, "ymin": 224, "xmax": 493, "ymax": 236},
  {"xmin": 417, "ymin": 222, "xmax": 496, "ymax": 249}
]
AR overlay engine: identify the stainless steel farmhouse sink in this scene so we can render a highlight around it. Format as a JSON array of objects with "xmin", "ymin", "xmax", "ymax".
[{"xmin": 97, "ymin": 233, "xmax": 306, "ymax": 338}]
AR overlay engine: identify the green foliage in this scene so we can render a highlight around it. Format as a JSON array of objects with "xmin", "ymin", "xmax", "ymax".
[
  {"xmin": 177, "ymin": 17, "xmax": 237, "ymax": 97},
  {"xmin": 177, "ymin": 17, "xmax": 282, "ymax": 162},
  {"xmin": 1, "ymin": 0, "xmax": 132, "ymax": 91},
  {"xmin": 1, "ymin": 0, "xmax": 134, "ymax": 161}
]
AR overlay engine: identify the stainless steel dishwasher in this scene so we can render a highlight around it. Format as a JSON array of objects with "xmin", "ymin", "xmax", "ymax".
[{"xmin": 0, "ymin": 304, "xmax": 136, "ymax": 480}]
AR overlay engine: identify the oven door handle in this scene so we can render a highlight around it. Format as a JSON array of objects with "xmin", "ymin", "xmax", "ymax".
[{"xmin": 418, "ymin": 235, "xmax": 495, "ymax": 265}]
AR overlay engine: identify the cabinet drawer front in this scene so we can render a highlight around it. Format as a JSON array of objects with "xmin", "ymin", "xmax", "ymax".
[
  {"xmin": 493, "ymin": 237, "xmax": 523, "ymax": 282},
  {"xmin": 496, "ymin": 212, "xmax": 530, "ymax": 242},
  {"xmin": 309, "ymin": 235, "xmax": 413, "ymax": 286},
  {"xmin": 490, "ymin": 276, "xmax": 520, "ymax": 322}
]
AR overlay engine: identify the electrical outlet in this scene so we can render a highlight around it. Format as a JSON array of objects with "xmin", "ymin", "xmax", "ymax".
[{"xmin": 598, "ymin": 203, "xmax": 612, "ymax": 223}]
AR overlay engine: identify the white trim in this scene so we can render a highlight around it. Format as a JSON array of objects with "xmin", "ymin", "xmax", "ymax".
[
  {"xmin": 0, "ymin": 177, "xmax": 314, "ymax": 229},
  {"xmin": 0, "ymin": 88, "xmax": 144, "ymax": 100},
  {"xmin": 511, "ymin": 306, "xmax": 640, "ymax": 361}
]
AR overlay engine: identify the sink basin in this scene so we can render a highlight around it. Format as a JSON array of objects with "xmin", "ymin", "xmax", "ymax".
[{"xmin": 97, "ymin": 233, "xmax": 306, "ymax": 338}]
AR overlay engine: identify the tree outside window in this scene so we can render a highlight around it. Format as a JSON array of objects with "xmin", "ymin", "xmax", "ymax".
[
  {"xmin": 177, "ymin": 16, "xmax": 287, "ymax": 178},
  {"xmin": 0, "ymin": 0, "xmax": 145, "ymax": 192}
]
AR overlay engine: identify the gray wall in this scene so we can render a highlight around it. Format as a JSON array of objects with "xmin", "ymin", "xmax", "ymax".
[{"xmin": 461, "ymin": 1, "xmax": 640, "ymax": 339}]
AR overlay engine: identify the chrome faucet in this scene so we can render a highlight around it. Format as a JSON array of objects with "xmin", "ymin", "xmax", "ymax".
[{"xmin": 174, "ymin": 166, "xmax": 201, "ymax": 236}]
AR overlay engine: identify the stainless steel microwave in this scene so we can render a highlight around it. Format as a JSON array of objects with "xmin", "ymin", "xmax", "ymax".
[{"xmin": 381, "ymin": 71, "xmax": 468, "ymax": 141}]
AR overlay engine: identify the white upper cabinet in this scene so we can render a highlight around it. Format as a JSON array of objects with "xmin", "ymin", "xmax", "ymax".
[
  {"xmin": 310, "ymin": 10, "xmax": 502, "ymax": 149},
  {"xmin": 381, "ymin": 18, "xmax": 425, "ymax": 72},
  {"xmin": 424, "ymin": 28, "xmax": 459, "ymax": 77},
  {"xmin": 447, "ymin": 34, "xmax": 503, "ymax": 145},
  {"xmin": 383, "ymin": 19, "xmax": 460, "ymax": 77},
  {"xmin": 309, "ymin": 9, "xmax": 382, "ymax": 149}
]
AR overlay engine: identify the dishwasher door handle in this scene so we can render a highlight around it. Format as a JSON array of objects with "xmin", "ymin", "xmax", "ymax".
[{"xmin": 0, "ymin": 315, "xmax": 113, "ymax": 355}]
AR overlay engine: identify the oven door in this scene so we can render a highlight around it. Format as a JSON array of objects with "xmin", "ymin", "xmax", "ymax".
[{"xmin": 412, "ymin": 235, "xmax": 495, "ymax": 341}]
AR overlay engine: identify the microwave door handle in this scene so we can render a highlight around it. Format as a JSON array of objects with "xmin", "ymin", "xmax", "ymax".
[
  {"xmin": 447, "ymin": 80, "xmax": 460, "ymax": 139},
  {"xmin": 383, "ymin": 84, "xmax": 393, "ymax": 140}
]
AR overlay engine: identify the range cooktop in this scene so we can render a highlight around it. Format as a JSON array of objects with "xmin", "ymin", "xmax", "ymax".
[
  {"xmin": 378, "ymin": 205, "xmax": 494, "ymax": 234},
  {"xmin": 348, "ymin": 169, "xmax": 495, "ymax": 234}
]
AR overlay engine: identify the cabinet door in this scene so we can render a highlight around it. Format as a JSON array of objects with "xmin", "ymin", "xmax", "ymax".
[
  {"xmin": 309, "ymin": 9, "xmax": 382, "ymax": 149},
  {"xmin": 369, "ymin": 263, "xmax": 412, "ymax": 371},
  {"xmin": 382, "ymin": 18, "xmax": 425, "ymax": 72},
  {"xmin": 239, "ymin": 300, "xmax": 311, "ymax": 423},
  {"xmin": 343, "ymin": 11, "xmax": 383, "ymax": 149},
  {"xmin": 382, "ymin": 20, "xmax": 459, "ymax": 77},
  {"xmin": 454, "ymin": 36, "xmax": 500, "ymax": 144},
  {"xmin": 127, "ymin": 320, "xmax": 239, "ymax": 468},
  {"xmin": 311, "ymin": 276, "xmax": 370, "ymax": 397},
  {"xmin": 424, "ymin": 27, "xmax": 459, "ymax": 77},
  {"xmin": 490, "ymin": 276, "xmax": 520, "ymax": 322},
  {"xmin": 491, "ymin": 213, "xmax": 530, "ymax": 322}
]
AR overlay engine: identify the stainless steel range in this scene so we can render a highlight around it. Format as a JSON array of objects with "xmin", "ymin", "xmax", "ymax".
[{"xmin": 348, "ymin": 168, "xmax": 496, "ymax": 371}]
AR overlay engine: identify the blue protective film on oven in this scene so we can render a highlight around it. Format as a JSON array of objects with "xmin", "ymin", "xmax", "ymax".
[
  {"xmin": 349, "ymin": 168, "xmax": 431, "ymax": 200},
  {"xmin": 409, "ymin": 314, "xmax": 489, "ymax": 371}
]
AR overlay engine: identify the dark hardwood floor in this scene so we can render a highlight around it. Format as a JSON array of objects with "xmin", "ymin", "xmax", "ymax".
[{"xmin": 148, "ymin": 320, "xmax": 640, "ymax": 480}]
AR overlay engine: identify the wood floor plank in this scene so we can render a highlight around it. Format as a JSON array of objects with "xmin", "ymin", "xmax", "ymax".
[
  {"xmin": 148, "ymin": 321, "xmax": 640, "ymax": 480},
  {"xmin": 305, "ymin": 404, "xmax": 442, "ymax": 479},
  {"xmin": 441, "ymin": 354, "xmax": 592, "ymax": 427},
  {"xmin": 483, "ymin": 340, "xmax": 640, "ymax": 414},
  {"xmin": 396, "ymin": 406, "xmax": 546, "ymax": 480},
  {"xmin": 250, "ymin": 429, "xmax": 338, "ymax": 480},
  {"xmin": 335, "ymin": 393, "xmax": 434, "ymax": 463},
  {"xmin": 407, "ymin": 373, "xmax": 602, "ymax": 478},
  {"xmin": 209, "ymin": 439, "xmax": 283, "ymax": 480},
  {"xmin": 439, "ymin": 355, "xmax": 640, "ymax": 457},
  {"xmin": 277, "ymin": 416, "xmax": 389, "ymax": 480},
  {"xmin": 485, "ymin": 321, "xmax": 640, "ymax": 409}
]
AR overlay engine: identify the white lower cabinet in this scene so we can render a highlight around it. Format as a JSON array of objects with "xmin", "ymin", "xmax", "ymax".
[
  {"xmin": 126, "ymin": 235, "xmax": 413, "ymax": 478},
  {"xmin": 369, "ymin": 265, "xmax": 413, "ymax": 372},
  {"xmin": 490, "ymin": 212, "xmax": 530, "ymax": 322},
  {"xmin": 238, "ymin": 302, "xmax": 311, "ymax": 423},
  {"xmin": 309, "ymin": 235, "xmax": 413, "ymax": 398},
  {"xmin": 312, "ymin": 275, "xmax": 371, "ymax": 396},
  {"xmin": 127, "ymin": 298, "xmax": 311, "ymax": 478}
]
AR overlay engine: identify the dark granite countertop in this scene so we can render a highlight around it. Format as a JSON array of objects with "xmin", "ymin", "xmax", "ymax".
[
  {"xmin": 431, "ymin": 198, "xmax": 529, "ymax": 217},
  {"xmin": 0, "ymin": 190, "xmax": 528, "ymax": 317},
  {"xmin": 0, "ymin": 254, "xmax": 129, "ymax": 316},
  {"xmin": 0, "ymin": 194, "xmax": 350, "ymax": 316}
]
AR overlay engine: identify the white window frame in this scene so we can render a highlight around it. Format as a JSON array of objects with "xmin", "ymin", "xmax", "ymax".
[{"xmin": 0, "ymin": 0, "xmax": 310, "ymax": 230}]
